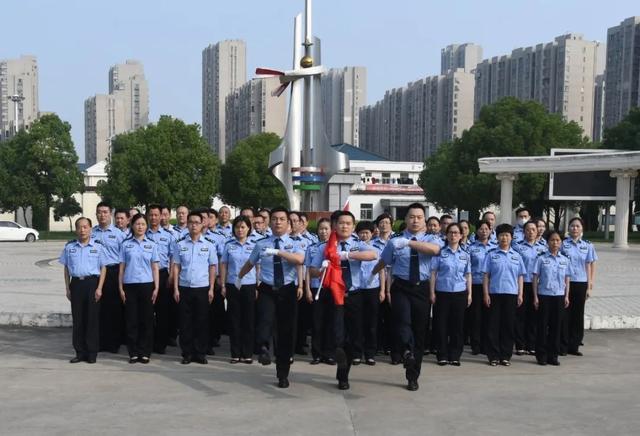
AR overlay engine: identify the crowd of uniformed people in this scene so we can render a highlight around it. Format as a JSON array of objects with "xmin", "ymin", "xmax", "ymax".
[{"xmin": 59, "ymin": 201, "xmax": 597, "ymax": 391}]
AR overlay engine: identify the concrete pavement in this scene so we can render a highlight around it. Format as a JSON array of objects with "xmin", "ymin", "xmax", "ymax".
[{"xmin": 1, "ymin": 241, "xmax": 639, "ymax": 328}]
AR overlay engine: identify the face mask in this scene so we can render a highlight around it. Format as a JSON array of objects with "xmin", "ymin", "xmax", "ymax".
[{"xmin": 518, "ymin": 217, "xmax": 528, "ymax": 227}]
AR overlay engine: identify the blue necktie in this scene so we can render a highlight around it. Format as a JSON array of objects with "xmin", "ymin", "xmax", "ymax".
[
  {"xmin": 273, "ymin": 238, "xmax": 284, "ymax": 288},
  {"xmin": 409, "ymin": 237, "xmax": 419, "ymax": 284},
  {"xmin": 341, "ymin": 241, "xmax": 352, "ymax": 291}
]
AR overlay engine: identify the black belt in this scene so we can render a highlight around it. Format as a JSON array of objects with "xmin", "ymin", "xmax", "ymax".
[
  {"xmin": 393, "ymin": 277, "xmax": 429, "ymax": 287},
  {"xmin": 106, "ymin": 264, "xmax": 119, "ymax": 269},
  {"xmin": 159, "ymin": 267, "xmax": 168, "ymax": 273},
  {"xmin": 71, "ymin": 275, "xmax": 99, "ymax": 281},
  {"xmin": 260, "ymin": 282, "xmax": 295, "ymax": 291}
]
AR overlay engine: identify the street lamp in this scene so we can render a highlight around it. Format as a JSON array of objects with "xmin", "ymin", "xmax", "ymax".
[{"xmin": 8, "ymin": 94, "xmax": 25, "ymax": 135}]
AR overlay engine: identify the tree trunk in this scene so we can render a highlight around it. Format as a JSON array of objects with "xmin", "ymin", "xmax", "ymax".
[{"xmin": 21, "ymin": 207, "xmax": 30, "ymax": 228}]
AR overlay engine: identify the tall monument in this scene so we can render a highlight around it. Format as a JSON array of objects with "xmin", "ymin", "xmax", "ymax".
[{"xmin": 257, "ymin": 0, "xmax": 349, "ymax": 211}]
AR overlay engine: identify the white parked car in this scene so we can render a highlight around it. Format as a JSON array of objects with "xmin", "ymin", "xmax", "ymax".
[{"xmin": 0, "ymin": 220, "xmax": 39, "ymax": 242}]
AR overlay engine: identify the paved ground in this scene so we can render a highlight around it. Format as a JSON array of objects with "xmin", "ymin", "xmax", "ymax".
[
  {"xmin": 0, "ymin": 327, "xmax": 638, "ymax": 435},
  {"xmin": 1, "ymin": 241, "xmax": 639, "ymax": 328}
]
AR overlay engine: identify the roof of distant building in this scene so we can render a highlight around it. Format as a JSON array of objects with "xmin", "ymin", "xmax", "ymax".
[
  {"xmin": 331, "ymin": 143, "xmax": 390, "ymax": 161},
  {"xmin": 77, "ymin": 163, "xmax": 91, "ymax": 172}
]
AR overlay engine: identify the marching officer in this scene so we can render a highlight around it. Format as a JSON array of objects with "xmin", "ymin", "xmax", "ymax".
[
  {"xmin": 172, "ymin": 211, "xmax": 217, "ymax": 364},
  {"xmin": 92, "ymin": 202, "xmax": 126, "ymax": 353},
  {"xmin": 372, "ymin": 203, "xmax": 441, "ymax": 391},
  {"xmin": 60, "ymin": 217, "xmax": 107, "ymax": 363},
  {"xmin": 238, "ymin": 206, "xmax": 305, "ymax": 389}
]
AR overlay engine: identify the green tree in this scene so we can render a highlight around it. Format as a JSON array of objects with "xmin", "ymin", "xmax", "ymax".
[
  {"xmin": 602, "ymin": 107, "xmax": 640, "ymax": 151},
  {"xmin": 220, "ymin": 133, "xmax": 288, "ymax": 208},
  {"xmin": 98, "ymin": 116, "xmax": 221, "ymax": 208},
  {"xmin": 419, "ymin": 98, "xmax": 590, "ymax": 219},
  {"xmin": 0, "ymin": 114, "xmax": 83, "ymax": 229},
  {"xmin": 53, "ymin": 196, "xmax": 83, "ymax": 231}
]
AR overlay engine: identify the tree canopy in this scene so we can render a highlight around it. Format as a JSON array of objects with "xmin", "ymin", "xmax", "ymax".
[
  {"xmin": 418, "ymin": 98, "xmax": 590, "ymax": 218},
  {"xmin": 0, "ymin": 114, "xmax": 83, "ymax": 228},
  {"xmin": 219, "ymin": 133, "xmax": 288, "ymax": 208},
  {"xmin": 98, "ymin": 116, "xmax": 220, "ymax": 208},
  {"xmin": 602, "ymin": 107, "xmax": 640, "ymax": 151}
]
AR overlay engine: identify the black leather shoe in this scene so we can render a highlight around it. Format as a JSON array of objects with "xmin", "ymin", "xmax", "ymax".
[
  {"xmin": 181, "ymin": 357, "xmax": 191, "ymax": 364},
  {"xmin": 69, "ymin": 356, "xmax": 84, "ymax": 364},
  {"xmin": 449, "ymin": 360, "xmax": 461, "ymax": 367},
  {"xmin": 86, "ymin": 357, "xmax": 96, "ymax": 364},
  {"xmin": 323, "ymin": 357, "xmax": 336, "ymax": 365},
  {"xmin": 139, "ymin": 356, "xmax": 150, "ymax": 364},
  {"xmin": 277, "ymin": 378, "xmax": 290, "ymax": 388},
  {"xmin": 568, "ymin": 351, "xmax": 583, "ymax": 356},
  {"xmin": 403, "ymin": 350, "xmax": 416, "ymax": 369},
  {"xmin": 351, "ymin": 358, "xmax": 361, "ymax": 366},
  {"xmin": 437, "ymin": 360, "xmax": 448, "ymax": 366},
  {"xmin": 548, "ymin": 359, "xmax": 560, "ymax": 366},
  {"xmin": 128, "ymin": 357, "xmax": 138, "ymax": 364},
  {"xmin": 193, "ymin": 356, "xmax": 208, "ymax": 364},
  {"xmin": 310, "ymin": 357, "xmax": 321, "ymax": 365},
  {"xmin": 407, "ymin": 380, "xmax": 419, "ymax": 391},
  {"xmin": 338, "ymin": 381, "xmax": 350, "ymax": 390},
  {"xmin": 537, "ymin": 360, "xmax": 547, "ymax": 366},
  {"xmin": 365, "ymin": 358, "xmax": 376, "ymax": 366},
  {"xmin": 259, "ymin": 347, "xmax": 272, "ymax": 366}
]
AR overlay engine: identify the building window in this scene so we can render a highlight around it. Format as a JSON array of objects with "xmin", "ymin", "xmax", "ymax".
[
  {"xmin": 382, "ymin": 172, "xmax": 391, "ymax": 184},
  {"xmin": 360, "ymin": 203, "xmax": 373, "ymax": 220}
]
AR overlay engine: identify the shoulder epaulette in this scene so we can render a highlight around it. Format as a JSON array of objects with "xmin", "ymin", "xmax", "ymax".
[
  {"xmin": 65, "ymin": 239, "xmax": 77, "ymax": 245},
  {"xmin": 204, "ymin": 237, "xmax": 215, "ymax": 244},
  {"xmin": 487, "ymin": 247, "xmax": 497, "ymax": 253},
  {"xmin": 583, "ymin": 239, "xmax": 591, "ymax": 244},
  {"xmin": 224, "ymin": 238, "xmax": 236, "ymax": 245},
  {"xmin": 124, "ymin": 235, "xmax": 134, "ymax": 241},
  {"xmin": 93, "ymin": 239, "xmax": 103, "ymax": 245},
  {"xmin": 256, "ymin": 235, "xmax": 269, "ymax": 242},
  {"xmin": 291, "ymin": 235, "xmax": 302, "ymax": 241}
]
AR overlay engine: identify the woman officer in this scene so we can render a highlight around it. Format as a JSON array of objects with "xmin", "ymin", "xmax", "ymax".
[{"xmin": 119, "ymin": 213, "xmax": 160, "ymax": 364}]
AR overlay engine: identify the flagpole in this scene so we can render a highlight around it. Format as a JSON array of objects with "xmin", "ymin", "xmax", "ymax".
[{"xmin": 315, "ymin": 266, "xmax": 328, "ymax": 301}]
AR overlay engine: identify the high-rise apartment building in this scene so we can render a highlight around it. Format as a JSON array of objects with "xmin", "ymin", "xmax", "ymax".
[
  {"xmin": 84, "ymin": 95, "xmax": 126, "ymax": 165},
  {"xmin": 474, "ymin": 34, "xmax": 601, "ymax": 138},
  {"xmin": 604, "ymin": 16, "xmax": 640, "ymax": 130},
  {"xmin": 441, "ymin": 43, "xmax": 483, "ymax": 74},
  {"xmin": 108, "ymin": 60, "xmax": 149, "ymax": 132},
  {"xmin": 593, "ymin": 74, "xmax": 606, "ymax": 142},
  {"xmin": 224, "ymin": 77, "xmax": 286, "ymax": 153},
  {"xmin": 321, "ymin": 66, "xmax": 367, "ymax": 146},
  {"xmin": 359, "ymin": 69, "xmax": 475, "ymax": 162},
  {"xmin": 0, "ymin": 55, "xmax": 39, "ymax": 140},
  {"xmin": 202, "ymin": 40, "xmax": 247, "ymax": 162}
]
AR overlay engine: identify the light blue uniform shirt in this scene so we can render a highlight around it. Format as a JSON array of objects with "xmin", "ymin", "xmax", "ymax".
[
  {"xmin": 221, "ymin": 238, "xmax": 256, "ymax": 285},
  {"xmin": 305, "ymin": 242, "xmax": 323, "ymax": 289},
  {"xmin": 205, "ymin": 229, "xmax": 227, "ymax": 257},
  {"xmin": 380, "ymin": 230, "xmax": 441, "ymax": 282},
  {"xmin": 470, "ymin": 230, "xmax": 498, "ymax": 245},
  {"xmin": 512, "ymin": 239, "xmax": 548, "ymax": 283},
  {"xmin": 311, "ymin": 238, "xmax": 376, "ymax": 292},
  {"xmin": 300, "ymin": 230, "xmax": 319, "ymax": 245},
  {"xmin": 248, "ymin": 234, "xmax": 304, "ymax": 287},
  {"xmin": 119, "ymin": 236, "xmax": 160, "ymax": 284},
  {"xmin": 481, "ymin": 247, "xmax": 526, "ymax": 294},
  {"xmin": 91, "ymin": 224, "xmax": 125, "ymax": 266},
  {"xmin": 59, "ymin": 239, "xmax": 106, "ymax": 277},
  {"xmin": 513, "ymin": 225, "xmax": 525, "ymax": 243},
  {"xmin": 146, "ymin": 227, "xmax": 175, "ymax": 270},
  {"xmin": 430, "ymin": 246, "xmax": 471, "ymax": 292},
  {"xmin": 533, "ymin": 252, "xmax": 572, "ymax": 296},
  {"xmin": 561, "ymin": 238, "xmax": 598, "ymax": 282},
  {"xmin": 173, "ymin": 235, "xmax": 217, "ymax": 288},
  {"xmin": 359, "ymin": 239, "xmax": 385, "ymax": 289},
  {"xmin": 216, "ymin": 223, "xmax": 233, "ymax": 238},
  {"xmin": 468, "ymin": 240, "xmax": 498, "ymax": 285}
]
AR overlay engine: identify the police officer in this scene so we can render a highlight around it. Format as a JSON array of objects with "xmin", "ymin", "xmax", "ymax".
[
  {"xmin": 533, "ymin": 230, "xmax": 571, "ymax": 366},
  {"xmin": 217, "ymin": 206, "xmax": 233, "ymax": 237},
  {"xmin": 372, "ymin": 203, "xmax": 441, "ymax": 391},
  {"xmin": 119, "ymin": 213, "xmax": 160, "ymax": 364},
  {"xmin": 513, "ymin": 207, "xmax": 532, "ymax": 243},
  {"xmin": 305, "ymin": 218, "xmax": 334, "ymax": 365},
  {"xmin": 92, "ymin": 202, "xmax": 126, "ymax": 353},
  {"xmin": 470, "ymin": 211, "xmax": 498, "ymax": 244},
  {"xmin": 465, "ymin": 220, "xmax": 496, "ymax": 355},
  {"xmin": 114, "ymin": 208, "xmax": 130, "ymax": 236},
  {"xmin": 220, "ymin": 215, "xmax": 257, "ymax": 364},
  {"xmin": 238, "ymin": 206, "xmax": 305, "ymax": 389},
  {"xmin": 310, "ymin": 211, "xmax": 378, "ymax": 390},
  {"xmin": 374, "ymin": 213, "xmax": 397, "ymax": 362},
  {"xmin": 146, "ymin": 204, "xmax": 176, "ymax": 354},
  {"xmin": 561, "ymin": 217, "xmax": 597, "ymax": 356},
  {"xmin": 355, "ymin": 220, "xmax": 386, "ymax": 366},
  {"xmin": 172, "ymin": 211, "xmax": 217, "ymax": 364},
  {"xmin": 60, "ymin": 217, "xmax": 107, "ymax": 363},
  {"xmin": 482, "ymin": 223, "xmax": 526, "ymax": 366},
  {"xmin": 173, "ymin": 205, "xmax": 189, "ymax": 237},
  {"xmin": 203, "ymin": 208, "xmax": 228, "ymax": 352},
  {"xmin": 290, "ymin": 211, "xmax": 312, "ymax": 356},
  {"xmin": 512, "ymin": 220, "xmax": 547, "ymax": 356},
  {"xmin": 429, "ymin": 222, "xmax": 472, "ymax": 366}
]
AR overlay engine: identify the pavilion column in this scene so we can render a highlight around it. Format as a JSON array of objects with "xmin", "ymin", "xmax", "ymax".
[
  {"xmin": 610, "ymin": 169, "xmax": 637, "ymax": 248},
  {"xmin": 496, "ymin": 172, "xmax": 517, "ymax": 225}
]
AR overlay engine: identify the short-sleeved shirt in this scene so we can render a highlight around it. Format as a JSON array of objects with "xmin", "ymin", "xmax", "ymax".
[
  {"xmin": 430, "ymin": 245, "xmax": 471, "ymax": 292},
  {"xmin": 305, "ymin": 242, "xmax": 323, "ymax": 289},
  {"xmin": 481, "ymin": 247, "xmax": 526, "ymax": 294},
  {"xmin": 173, "ymin": 235, "xmax": 217, "ymax": 288},
  {"xmin": 205, "ymin": 229, "xmax": 227, "ymax": 257},
  {"xmin": 119, "ymin": 236, "xmax": 160, "ymax": 284},
  {"xmin": 248, "ymin": 234, "xmax": 304, "ymax": 287},
  {"xmin": 468, "ymin": 240, "xmax": 498, "ymax": 285},
  {"xmin": 533, "ymin": 252, "xmax": 572, "ymax": 296},
  {"xmin": 146, "ymin": 227, "xmax": 175, "ymax": 269},
  {"xmin": 359, "ymin": 239, "xmax": 385, "ymax": 289},
  {"xmin": 59, "ymin": 239, "xmax": 106, "ymax": 277},
  {"xmin": 311, "ymin": 238, "xmax": 376, "ymax": 292},
  {"xmin": 561, "ymin": 238, "xmax": 598, "ymax": 282},
  {"xmin": 221, "ymin": 238, "xmax": 256, "ymax": 286},
  {"xmin": 379, "ymin": 230, "xmax": 441, "ymax": 282},
  {"xmin": 91, "ymin": 224, "xmax": 125, "ymax": 266},
  {"xmin": 513, "ymin": 225, "xmax": 525, "ymax": 243},
  {"xmin": 300, "ymin": 230, "xmax": 319, "ymax": 246},
  {"xmin": 216, "ymin": 223, "xmax": 233, "ymax": 238},
  {"xmin": 512, "ymin": 239, "xmax": 548, "ymax": 283}
]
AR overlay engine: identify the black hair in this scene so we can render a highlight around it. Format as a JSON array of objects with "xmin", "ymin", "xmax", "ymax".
[
  {"xmin": 330, "ymin": 210, "xmax": 342, "ymax": 224},
  {"xmin": 427, "ymin": 216, "xmax": 441, "ymax": 224},
  {"xmin": 160, "ymin": 205, "xmax": 170, "ymax": 213},
  {"xmin": 270, "ymin": 206, "xmax": 290, "ymax": 218},
  {"xmin": 208, "ymin": 208, "xmax": 218, "ymax": 218},
  {"xmin": 298, "ymin": 211, "xmax": 309, "ymax": 221},
  {"xmin": 335, "ymin": 210, "xmax": 356, "ymax": 224},
  {"xmin": 187, "ymin": 211, "xmax": 203, "ymax": 222},
  {"xmin": 232, "ymin": 215, "xmax": 253, "ymax": 238},
  {"xmin": 545, "ymin": 230, "xmax": 563, "ymax": 242},
  {"xmin": 515, "ymin": 207, "xmax": 532, "ymax": 217},
  {"xmin": 258, "ymin": 208, "xmax": 271, "ymax": 216},
  {"xmin": 355, "ymin": 220, "xmax": 375, "ymax": 233},
  {"xmin": 495, "ymin": 223, "xmax": 513, "ymax": 236},
  {"xmin": 240, "ymin": 207, "xmax": 255, "ymax": 217},
  {"xmin": 534, "ymin": 217, "xmax": 547, "ymax": 228},
  {"xmin": 317, "ymin": 217, "xmax": 331, "ymax": 228},
  {"xmin": 130, "ymin": 213, "xmax": 148, "ymax": 227},
  {"xmin": 481, "ymin": 211, "xmax": 496, "ymax": 219},
  {"xmin": 375, "ymin": 212, "xmax": 394, "ymax": 225},
  {"xmin": 147, "ymin": 204, "xmax": 162, "ymax": 214},
  {"xmin": 114, "ymin": 208, "xmax": 130, "ymax": 218},
  {"xmin": 398, "ymin": 222, "xmax": 407, "ymax": 232},
  {"xmin": 524, "ymin": 220, "xmax": 538, "ymax": 230},
  {"xmin": 446, "ymin": 222, "xmax": 463, "ymax": 235},
  {"xmin": 75, "ymin": 217, "xmax": 92, "ymax": 227},
  {"xmin": 405, "ymin": 203, "xmax": 425, "ymax": 216},
  {"xmin": 568, "ymin": 217, "xmax": 584, "ymax": 227},
  {"xmin": 440, "ymin": 214, "xmax": 453, "ymax": 221},
  {"xmin": 96, "ymin": 201, "xmax": 112, "ymax": 211}
]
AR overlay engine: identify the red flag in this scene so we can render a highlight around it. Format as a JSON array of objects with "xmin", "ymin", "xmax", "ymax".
[{"xmin": 322, "ymin": 230, "xmax": 346, "ymax": 306}]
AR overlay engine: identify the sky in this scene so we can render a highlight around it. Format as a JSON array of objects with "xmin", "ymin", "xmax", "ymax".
[{"xmin": 1, "ymin": 0, "xmax": 637, "ymax": 162}]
